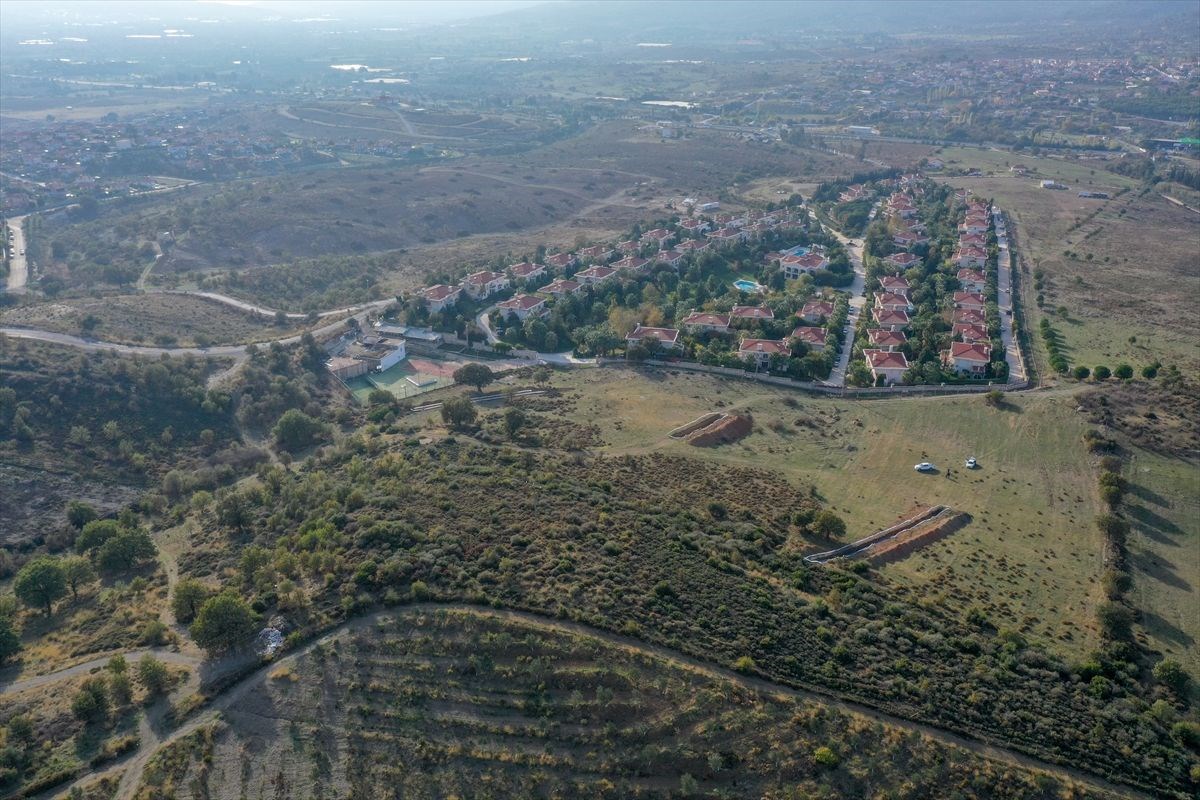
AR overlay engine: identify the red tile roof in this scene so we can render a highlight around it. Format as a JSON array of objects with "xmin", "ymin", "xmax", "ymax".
[
  {"xmin": 576, "ymin": 266, "xmax": 616, "ymax": 280},
  {"xmin": 953, "ymin": 291, "xmax": 988, "ymax": 306},
  {"xmin": 540, "ymin": 278, "xmax": 581, "ymax": 294},
  {"xmin": 791, "ymin": 326, "xmax": 828, "ymax": 345},
  {"xmin": 953, "ymin": 308, "xmax": 987, "ymax": 325},
  {"xmin": 864, "ymin": 349, "xmax": 910, "ymax": 370},
  {"xmin": 953, "ymin": 322, "xmax": 989, "ymax": 342},
  {"xmin": 739, "ymin": 338, "xmax": 789, "ymax": 355},
  {"xmin": 730, "ymin": 305, "xmax": 775, "ymax": 320},
  {"xmin": 867, "ymin": 329, "xmax": 907, "ymax": 347},
  {"xmin": 497, "ymin": 294, "xmax": 545, "ymax": 311},
  {"xmin": 801, "ymin": 300, "xmax": 835, "ymax": 318},
  {"xmin": 872, "ymin": 307, "xmax": 910, "ymax": 326},
  {"xmin": 948, "ymin": 341, "xmax": 992, "ymax": 362},
  {"xmin": 626, "ymin": 325, "xmax": 680, "ymax": 345},
  {"xmin": 509, "ymin": 262, "xmax": 545, "ymax": 278},
  {"xmin": 420, "ymin": 284, "xmax": 460, "ymax": 301},
  {"xmin": 681, "ymin": 311, "xmax": 730, "ymax": 327}
]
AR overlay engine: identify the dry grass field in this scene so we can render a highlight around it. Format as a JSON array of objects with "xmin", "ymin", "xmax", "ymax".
[
  {"xmin": 433, "ymin": 367, "xmax": 1110, "ymax": 655},
  {"xmin": 0, "ymin": 293, "xmax": 313, "ymax": 346}
]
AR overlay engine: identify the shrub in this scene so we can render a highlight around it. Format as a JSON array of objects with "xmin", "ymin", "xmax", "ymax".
[
  {"xmin": 813, "ymin": 746, "xmax": 839, "ymax": 767},
  {"xmin": 1092, "ymin": 365, "xmax": 1111, "ymax": 381},
  {"xmin": 137, "ymin": 655, "xmax": 171, "ymax": 695},
  {"xmin": 733, "ymin": 655, "xmax": 757, "ymax": 673},
  {"xmin": 272, "ymin": 409, "xmax": 329, "ymax": 453},
  {"xmin": 1113, "ymin": 363, "xmax": 1134, "ymax": 380},
  {"xmin": 1154, "ymin": 659, "xmax": 1191, "ymax": 698},
  {"xmin": 1072, "ymin": 365, "xmax": 1090, "ymax": 380},
  {"xmin": 72, "ymin": 678, "xmax": 110, "ymax": 723},
  {"xmin": 440, "ymin": 396, "xmax": 477, "ymax": 430},
  {"xmin": 190, "ymin": 592, "xmax": 259, "ymax": 654}
]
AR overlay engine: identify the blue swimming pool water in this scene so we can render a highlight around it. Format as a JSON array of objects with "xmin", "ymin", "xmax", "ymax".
[
  {"xmin": 786, "ymin": 245, "xmax": 810, "ymax": 256},
  {"xmin": 733, "ymin": 279, "xmax": 761, "ymax": 292}
]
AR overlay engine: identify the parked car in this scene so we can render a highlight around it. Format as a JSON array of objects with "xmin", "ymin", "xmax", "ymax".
[
  {"xmin": 914, "ymin": 462, "xmax": 935, "ymax": 472},
  {"xmin": 965, "ymin": 457, "xmax": 978, "ymax": 469}
]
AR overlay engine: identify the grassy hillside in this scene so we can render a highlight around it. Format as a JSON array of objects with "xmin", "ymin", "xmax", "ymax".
[
  {"xmin": 531, "ymin": 367, "xmax": 1106, "ymax": 654},
  {"xmin": 133, "ymin": 608, "xmax": 1118, "ymax": 800}
]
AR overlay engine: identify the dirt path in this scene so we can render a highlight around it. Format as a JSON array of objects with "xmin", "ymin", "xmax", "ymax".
[{"xmin": 32, "ymin": 603, "xmax": 1149, "ymax": 800}]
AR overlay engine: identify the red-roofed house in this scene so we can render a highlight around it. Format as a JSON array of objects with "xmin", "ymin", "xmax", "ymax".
[
  {"xmin": 576, "ymin": 245, "xmax": 614, "ymax": 263},
  {"xmin": 872, "ymin": 307, "xmax": 910, "ymax": 331},
  {"xmin": 617, "ymin": 240, "xmax": 639, "ymax": 254},
  {"xmin": 641, "ymin": 228, "xmax": 674, "ymax": 249},
  {"xmin": 953, "ymin": 291, "xmax": 987, "ymax": 310},
  {"xmin": 545, "ymin": 252, "xmax": 576, "ymax": 270},
  {"xmin": 791, "ymin": 326, "xmax": 829, "ymax": 351},
  {"xmin": 878, "ymin": 275, "xmax": 912, "ymax": 296},
  {"xmin": 681, "ymin": 311, "xmax": 730, "ymax": 334},
  {"xmin": 800, "ymin": 300, "xmax": 835, "ymax": 323},
  {"xmin": 864, "ymin": 349, "xmax": 910, "ymax": 385},
  {"xmin": 942, "ymin": 342, "xmax": 992, "ymax": 375},
  {"xmin": 539, "ymin": 278, "xmax": 583, "ymax": 296},
  {"xmin": 730, "ymin": 305, "xmax": 775, "ymax": 324},
  {"xmin": 953, "ymin": 322, "xmax": 990, "ymax": 343},
  {"xmin": 953, "ymin": 308, "xmax": 987, "ymax": 326},
  {"xmin": 958, "ymin": 233, "xmax": 986, "ymax": 248},
  {"xmin": 956, "ymin": 269, "xmax": 987, "ymax": 292},
  {"xmin": 781, "ymin": 252, "xmax": 829, "ymax": 280},
  {"xmin": 874, "ymin": 292, "xmax": 914, "ymax": 313},
  {"xmin": 885, "ymin": 252, "xmax": 921, "ymax": 269},
  {"xmin": 954, "ymin": 246, "xmax": 987, "ymax": 268},
  {"xmin": 739, "ymin": 338, "xmax": 789, "ymax": 368},
  {"xmin": 706, "ymin": 227, "xmax": 745, "ymax": 246},
  {"xmin": 893, "ymin": 230, "xmax": 929, "ymax": 248},
  {"xmin": 867, "ymin": 328, "xmax": 907, "ymax": 351},
  {"xmin": 575, "ymin": 265, "xmax": 617, "ymax": 285},
  {"xmin": 626, "ymin": 325, "xmax": 681, "ymax": 350},
  {"xmin": 509, "ymin": 262, "xmax": 547, "ymax": 281},
  {"xmin": 495, "ymin": 293, "xmax": 547, "ymax": 321},
  {"xmin": 675, "ymin": 239, "xmax": 710, "ymax": 254},
  {"xmin": 613, "ymin": 256, "xmax": 650, "ymax": 273},
  {"xmin": 657, "ymin": 250, "xmax": 686, "ymax": 267},
  {"xmin": 419, "ymin": 284, "xmax": 462, "ymax": 313},
  {"xmin": 679, "ymin": 218, "xmax": 709, "ymax": 235},
  {"xmin": 461, "ymin": 270, "xmax": 510, "ymax": 300}
]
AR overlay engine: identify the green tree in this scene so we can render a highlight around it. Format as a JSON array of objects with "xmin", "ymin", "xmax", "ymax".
[
  {"xmin": 96, "ymin": 527, "xmax": 157, "ymax": 574},
  {"xmin": 216, "ymin": 490, "xmax": 252, "ymax": 535},
  {"xmin": 15, "ymin": 557, "xmax": 67, "ymax": 616},
  {"xmin": 1073, "ymin": 365, "xmax": 1091, "ymax": 380},
  {"xmin": 1113, "ymin": 363, "xmax": 1134, "ymax": 380},
  {"xmin": 66, "ymin": 500, "xmax": 99, "ymax": 529},
  {"xmin": 440, "ymin": 395, "xmax": 478, "ymax": 430},
  {"xmin": 190, "ymin": 592, "xmax": 259, "ymax": 654},
  {"xmin": 136, "ymin": 654, "xmax": 171, "ymax": 695},
  {"xmin": 62, "ymin": 556, "xmax": 97, "ymax": 600},
  {"xmin": 503, "ymin": 406, "xmax": 526, "ymax": 439},
  {"xmin": 1092, "ymin": 365, "xmax": 1111, "ymax": 381},
  {"xmin": 813, "ymin": 746, "xmax": 839, "ymax": 767},
  {"xmin": 1153, "ymin": 659, "xmax": 1191, "ymax": 697},
  {"xmin": 0, "ymin": 617, "xmax": 20, "ymax": 664},
  {"xmin": 812, "ymin": 510, "xmax": 847, "ymax": 539},
  {"xmin": 272, "ymin": 409, "xmax": 328, "ymax": 453},
  {"xmin": 172, "ymin": 579, "xmax": 211, "ymax": 624},
  {"xmin": 75, "ymin": 519, "xmax": 120, "ymax": 553},
  {"xmin": 452, "ymin": 363, "xmax": 494, "ymax": 393},
  {"xmin": 71, "ymin": 677, "xmax": 110, "ymax": 723}
]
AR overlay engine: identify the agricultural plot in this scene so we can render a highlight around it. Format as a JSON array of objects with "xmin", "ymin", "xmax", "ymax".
[
  {"xmin": 133, "ymin": 608, "xmax": 1117, "ymax": 800},
  {"xmin": 542, "ymin": 366, "xmax": 1107, "ymax": 653}
]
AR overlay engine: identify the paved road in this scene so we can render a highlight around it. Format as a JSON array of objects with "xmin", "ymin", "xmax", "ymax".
[
  {"xmin": 993, "ymin": 207, "xmax": 1025, "ymax": 383},
  {"xmin": 4, "ymin": 215, "xmax": 29, "ymax": 293},
  {"xmin": 32, "ymin": 603, "xmax": 1149, "ymax": 800},
  {"xmin": 820, "ymin": 210, "xmax": 870, "ymax": 387}
]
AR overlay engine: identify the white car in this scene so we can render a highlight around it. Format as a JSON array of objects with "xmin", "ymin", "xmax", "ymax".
[
  {"xmin": 914, "ymin": 462, "xmax": 935, "ymax": 472},
  {"xmin": 965, "ymin": 457, "xmax": 978, "ymax": 469}
]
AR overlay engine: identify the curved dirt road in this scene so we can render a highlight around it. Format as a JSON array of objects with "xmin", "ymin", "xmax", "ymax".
[{"xmin": 32, "ymin": 603, "xmax": 1148, "ymax": 800}]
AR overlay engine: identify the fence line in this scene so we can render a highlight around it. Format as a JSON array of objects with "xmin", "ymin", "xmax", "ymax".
[{"xmin": 595, "ymin": 357, "xmax": 1029, "ymax": 397}]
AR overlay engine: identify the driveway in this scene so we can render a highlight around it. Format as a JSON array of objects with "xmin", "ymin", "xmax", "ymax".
[{"xmin": 4, "ymin": 215, "xmax": 28, "ymax": 293}]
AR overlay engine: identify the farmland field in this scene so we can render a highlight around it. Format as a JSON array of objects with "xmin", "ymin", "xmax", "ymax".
[{"xmin": 130, "ymin": 607, "xmax": 1119, "ymax": 800}]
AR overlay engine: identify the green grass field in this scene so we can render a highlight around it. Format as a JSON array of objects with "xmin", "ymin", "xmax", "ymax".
[
  {"xmin": 1126, "ymin": 449, "xmax": 1200, "ymax": 675},
  {"xmin": 538, "ymin": 367, "xmax": 1107, "ymax": 654}
]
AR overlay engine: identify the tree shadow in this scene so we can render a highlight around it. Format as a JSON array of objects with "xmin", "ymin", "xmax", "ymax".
[
  {"xmin": 1127, "ymin": 504, "xmax": 1184, "ymax": 541},
  {"xmin": 1126, "ymin": 482, "xmax": 1170, "ymax": 507},
  {"xmin": 1130, "ymin": 549, "xmax": 1193, "ymax": 592},
  {"xmin": 1140, "ymin": 610, "xmax": 1195, "ymax": 650}
]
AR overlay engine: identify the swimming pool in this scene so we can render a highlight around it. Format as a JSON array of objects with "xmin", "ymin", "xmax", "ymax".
[
  {"xmin": 733, "ymin": 279, "xmax": 762, "ymax": 292},
  {"xmin": 786, "ymin": 245, "xmax": 810, "ymax": 256}
]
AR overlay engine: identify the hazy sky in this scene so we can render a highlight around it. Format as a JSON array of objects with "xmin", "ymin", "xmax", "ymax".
[{"xmin": 0, "ymin": 0, "xmax": 548, "ymax": 28}]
